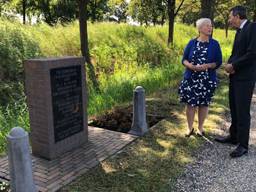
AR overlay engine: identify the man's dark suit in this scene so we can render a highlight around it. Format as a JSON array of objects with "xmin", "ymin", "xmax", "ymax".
[{"xmin": 228, "ymin": 21, "xmax": 256, "ymax": 149}]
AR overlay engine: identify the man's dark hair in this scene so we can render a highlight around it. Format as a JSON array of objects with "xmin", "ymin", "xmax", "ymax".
[{"xmin": 230, "ymin": 6, "xmax": 247, "ymax": 19}]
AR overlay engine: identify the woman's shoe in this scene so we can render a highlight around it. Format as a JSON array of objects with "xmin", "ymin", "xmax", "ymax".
[
  {"xmin": 185, "ymin": 128, "xmax": 194, "ymax": 137},
  {"xmin": 196, "ymin": 131, "xmax": 205, "ymax": 137}
]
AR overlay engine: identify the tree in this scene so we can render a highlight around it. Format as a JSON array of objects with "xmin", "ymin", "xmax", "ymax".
[
  {"xmin": 200, "ymin": 0, "xmax": 215, "ymax": 20},
  {"xmin": 129, "ymin": 0, "xmax": 185, "ymax": 44},
  {"xmin": 129, "ymin": 0, "xmax": 166, "ymax": 25},
  {"xmin": 29, "ymin": 0, "xmax": 110, "ymax": 25},
  {"xmin": 245, "ymin": 0, "xmax": 256, "ymax": 21},
  {"xmin": 88, "ymin": 0, "xmax": 109, "ymax": 22},
  {"xmin": 22, "ymin": 0, "xmax": 26, "ymax": 24},
  {"xmin": 34, "ymin": 0, "xmax": 78, "ymax": 25},
  {"xmin": 215, "ymin": 0, "xmax": 233, "ymax": 37},
  {"xmin": 167, "ymin": 0, "xmax": 175, "ymax": 44},
  {"xmin": 108, "ymin": 0, "xmax": 129, "ymax": 23},
  {"xmin": 79, "ymin": 0, "xmax": 99, "ymax": 91},
  {"xmin": 177, "ymin": 0, "xmax": 200, "ymax": 25},
  {"xmin": 0, "ymin": 0, "xmax": 34, "ymax": 24},
  {"xmin": 151, "ymin": 0, "xmax": 167, "ymax": 25},
  {"xmin": 129, "ymin": 0, "xmax": 152, "ymax": 25},
  {"xmin": 52, "ymin": 0, "xmax": 78, "ymax": 23},
  {"xmin": 214, "ymin": 0, "xmax": 245, "ymax": 37},
  {"xmin": 167, "ymin": 0, "xmax": 185, "ymax": 45}
]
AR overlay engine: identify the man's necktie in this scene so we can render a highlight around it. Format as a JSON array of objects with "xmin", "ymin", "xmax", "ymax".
[
  {"xmin": 234, "ymin": 28, "xmax": 241, "ymax": 43},
  {"xmin": 236, "ymin": 28, "xmax": 241, "ymax": 36}
]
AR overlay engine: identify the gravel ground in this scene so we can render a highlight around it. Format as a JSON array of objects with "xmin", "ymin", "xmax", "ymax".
[{"xmin": 173, "ymin": 91, "xmax": 256, "ymax": 192}]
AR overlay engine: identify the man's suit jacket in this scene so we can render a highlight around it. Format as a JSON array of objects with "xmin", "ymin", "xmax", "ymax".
[{"xmin": 228, "ymin": 21, "xmax": 256, "ymax": 81}]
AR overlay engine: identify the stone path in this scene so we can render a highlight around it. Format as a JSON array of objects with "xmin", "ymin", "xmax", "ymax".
[
  {"xmin": 174, "ymin": 90, "xmax": 256, "ymax": 192},
  {"xmin": 0, "ymin": 127, "xmax": 137, "ymax": 192}
]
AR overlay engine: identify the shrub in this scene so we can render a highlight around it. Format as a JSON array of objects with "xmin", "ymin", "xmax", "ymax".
[{"xmin": 0, "ymin": 19, "xmax": 41, "ymax": 105}]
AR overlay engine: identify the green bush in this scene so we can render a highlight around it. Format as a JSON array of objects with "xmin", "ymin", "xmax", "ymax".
[{"xmin": 0, "ymin": 19, "xmax": 41, "ymax": 105}]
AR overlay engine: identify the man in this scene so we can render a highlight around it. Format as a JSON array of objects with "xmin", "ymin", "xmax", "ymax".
[{"xmin": 215, "ymin": 6, "xmax": 256, "ymax": 158}]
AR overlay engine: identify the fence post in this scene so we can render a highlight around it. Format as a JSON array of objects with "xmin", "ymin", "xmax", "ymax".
[
  {"xmin": 129, "ymin": 86, "xmax": 148, "ymax": 136},
  {"xmin": 7, "ymin": 127, "xmax": 37, "ymax": 192}
]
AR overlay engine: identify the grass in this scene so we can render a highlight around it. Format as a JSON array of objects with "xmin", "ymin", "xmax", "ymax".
[
  {"xmin": 88, "ymin": 62, "xmax": 183, "ymax": 115},
  {"xmin": 61, "ymin": 71, "xmax": 229, "ymax": 192},
  {"xmin": 0, "ymin": 99, "xmax": 29, "ymax": 155}
]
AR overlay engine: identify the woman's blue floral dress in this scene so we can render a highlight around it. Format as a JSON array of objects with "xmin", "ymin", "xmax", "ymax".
[{"xmin": 178, "ymin": 40, "xmax": 217, "ymax": 107}]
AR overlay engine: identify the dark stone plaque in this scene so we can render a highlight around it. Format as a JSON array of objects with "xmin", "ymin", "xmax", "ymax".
[{"xmin": 50, "ymin": 65, "xmax": 84, "ymax": 142}]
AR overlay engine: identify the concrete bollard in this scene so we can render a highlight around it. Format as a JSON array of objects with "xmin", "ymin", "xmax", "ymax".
[
  {"xmin": 129, "ymin": 86, "xmax": 148, "ymax": 136},
  {"xmin": 7, "ymin": 127, "xmax": 37, "ymax": 192}
]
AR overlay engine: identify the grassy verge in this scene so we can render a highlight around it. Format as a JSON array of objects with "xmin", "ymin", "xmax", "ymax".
[{"xmin": 61, "ymin": 69, "xmax": 229, "ymax": 192}]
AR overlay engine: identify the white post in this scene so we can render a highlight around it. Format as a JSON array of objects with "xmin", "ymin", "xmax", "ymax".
[
  {"xmin": 129, "ymin": 86, "xmax": 148, "ymax": 136},
  {"xmin": 7, "ymin": 127, "xmax": 37, "ymax": 192}
]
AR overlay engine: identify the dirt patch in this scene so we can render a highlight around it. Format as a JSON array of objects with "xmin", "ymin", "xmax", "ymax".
[
  {"xmin": 88, "ymin": 88, "xmax": 183, "ymax": 133},
  {"xmin": 88, "ymin": 105, "xmax": 166, "ymax": 133}
]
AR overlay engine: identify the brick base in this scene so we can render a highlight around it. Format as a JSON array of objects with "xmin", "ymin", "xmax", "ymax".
[{"xmin": 0, "ymin": 127, "xmax": 137, "ymax": 192}]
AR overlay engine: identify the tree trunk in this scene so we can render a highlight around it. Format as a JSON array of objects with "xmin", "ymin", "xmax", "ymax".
[
  {"xmin": 200, "ymin": 0, "xmax": 215, "ymax": 20},
  {"xmin": 161, "ymin": 13, "xmax": 165, "ymax": 25},
  {"xmin": 22, "ymin": 0, "xmax": 26, "ymax": 24},
  {"xmin": 253, "ymin": 11, "xmax": 256, "ymax": 22},
  {"xmin": 174, "ymin": 0, "xmax": 185, "ymax": 17},
  {"xmin": 167, "ymin": 0, "xmax": 175, "ymax": 45},
  {"xmin": 79, "ymin": 0, "xmax": 99, "ymax": 91},
  {"xmin": 246, "ymin": 0, "xmax": 256, "ymax": 22},
  {"xmin": 225, "ymin": 25, "xmax": 228, "ymax": 38},
  {"xmin": 91, "ymin": 0, "xmax": 97, "ymax": 22},
  {"xmin": 152, "ymin": 17, "xmax": 157, "ymax": 26},
  {"xmin": 225, "ymin": 19, "xmax": 229, "ymax": 38},
  {"xmin": 43, "ymin": 0, "xmax": 53, "ymax": 25}
]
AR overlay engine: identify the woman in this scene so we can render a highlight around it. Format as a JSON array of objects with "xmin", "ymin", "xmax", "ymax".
[{"xmin": 178, "ymin": 18, "xmax": 222, "ymax": 137}]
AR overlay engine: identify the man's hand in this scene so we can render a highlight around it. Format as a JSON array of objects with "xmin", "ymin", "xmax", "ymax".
[{"xmin": 225, "ymin": 63, "xmax": 235, "ymax": 74}]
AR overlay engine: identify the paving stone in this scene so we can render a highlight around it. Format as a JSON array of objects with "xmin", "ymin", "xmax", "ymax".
[{"xmin": 0, "ymin": 127, "xmax": 137, "ymax": 191}]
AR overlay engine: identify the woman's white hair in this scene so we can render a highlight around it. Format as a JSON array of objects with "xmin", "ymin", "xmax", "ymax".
[{"xmin": 196, "ymin": 18, "xmax": 212, "ymax": 30}]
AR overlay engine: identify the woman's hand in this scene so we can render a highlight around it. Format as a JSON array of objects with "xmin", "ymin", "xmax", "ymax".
[
  {"xmin": 194, "ymin": 63, "xmax": 216, "ymax": 71},
  {"xmin": 191, "ymin": 64, "xmax": 209, "ymax": 71},
  {"xmin": 187, "ymin": 63, "xmax": 196, "ymax": 71},
  {"xmin": 183, "ymin": 60, "xmax": 196, "ymax": 71},
  {"xmin": 186, "ymin": 63, "xmax": 205, "ymax": 71},
  {"xmin": 194, "ymin": 64, "xmax": 208, "ymax": 71},
  {"xmin": 183, "ymin": 60, "xmax": 215, "ymax": 72}
]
